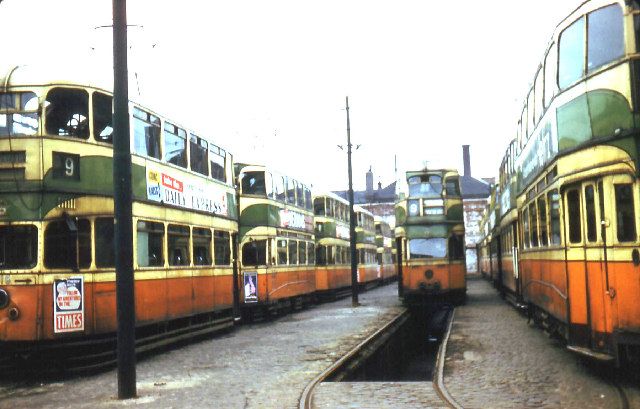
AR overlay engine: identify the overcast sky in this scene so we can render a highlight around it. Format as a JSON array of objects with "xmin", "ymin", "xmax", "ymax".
[{"xmin": 1, "ymin": 0, "xmax": 581, "ymax": 191}]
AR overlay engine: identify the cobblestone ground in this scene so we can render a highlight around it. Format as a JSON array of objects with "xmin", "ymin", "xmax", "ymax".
[
  {"xmin": 0, "ymin": 284, "xmax": 404, "ymax": 409},
  {"xmin": 443, "ymin": 275, "xmax": 635, "ymax": 409},
  {"xmin": 313, "ymin": 382, "xmax": 448, "ymax": 408}
]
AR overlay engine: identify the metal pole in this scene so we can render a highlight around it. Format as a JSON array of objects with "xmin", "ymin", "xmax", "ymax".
[
  {"xmin": 113, "ymin": 0, "xmax": 136, "ymax": 399},
  {"xmin": 346, "ymin": 97, "xmax": 359, "ymax": 307}
]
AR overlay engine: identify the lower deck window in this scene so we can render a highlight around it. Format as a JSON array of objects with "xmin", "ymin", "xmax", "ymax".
[
  {"xmin": 45, "ymin": 218, "xmax": 91, "ymax": 269},
  {"xmin": 409, "ymin": 238, "xmax": 446, "ymax": 259},
  {"xmin": 137, "ymin": 221, "xmax": 164, "ymax": 267},
  {"xmin": 242, "ymin": 239, "xmax": 267, "ymax": 266},
  {"xmin": 0, "ymin": 225, "xmax": 37, "ymax": 269}
]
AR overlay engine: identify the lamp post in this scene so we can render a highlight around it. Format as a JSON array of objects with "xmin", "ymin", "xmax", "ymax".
[
  {"xmin": 113, "ymin": 0, "xmax": 136, "ymax": 399},
  {"xmin": 345, "ymin": 97, "xmax": 359, "ymax": 307}
]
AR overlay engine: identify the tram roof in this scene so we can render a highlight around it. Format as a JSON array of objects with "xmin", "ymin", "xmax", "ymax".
[
  {"xmin": 1, "ymin": 64, "xmax": 114, "ymax": 93},
  {"xmin": 313, "ymin": 190, "xmax": 348, "ymax": 204}
]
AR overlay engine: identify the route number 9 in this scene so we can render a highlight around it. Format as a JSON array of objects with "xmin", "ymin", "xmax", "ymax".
[{"xmin": 53, "ymin": 152, "xmax": 80, "ymax": 180}]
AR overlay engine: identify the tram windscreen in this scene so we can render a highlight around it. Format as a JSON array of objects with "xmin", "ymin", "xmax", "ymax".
[
  {"xmin": 0, "ymin": 225, "xmax": 37, "ymax": 269},
  {"xmin": 241, "ymin": 171, "xmax": 267, "ymax": 196},
  {"xmin": 408, "ymin": 238, "xmax": 446, "ymax": 259},
  {"xmin": 408, "ymin": 175, "xmax": 443, "ymax": 198},
  {"xmin": 0, "ymin": 92, "xmax": 39, "ymax": 136}
]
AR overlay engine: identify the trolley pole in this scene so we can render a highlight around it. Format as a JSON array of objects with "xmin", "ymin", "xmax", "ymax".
[
  {"xmin": 113, "ymin": 0, "xmax": 137, "ymax": 399},
  {"xmin": 346, "ymin": 97, "xmax": 359, "ymax": 307}
]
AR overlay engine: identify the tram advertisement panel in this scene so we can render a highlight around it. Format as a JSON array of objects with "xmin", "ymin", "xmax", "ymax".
[
  {"xmin": 53, "ymin": 277, "xmax": 84, "ymax": 333},
  {"xmin": 146, "ymin": 166, "xmax": 229, "ymax": 216},
  {"xmin": 243, "ymin": 272, "xmax": 258, "ymax": 303}
]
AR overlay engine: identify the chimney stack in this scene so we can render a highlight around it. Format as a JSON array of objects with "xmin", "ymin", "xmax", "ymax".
[
  {"xmin": 462, "ymin": 145, "xmax": 471, "ymax": 177},
  {"xmin": 366, "ymin": 167, "xmax": 373, "ymax": 196}
]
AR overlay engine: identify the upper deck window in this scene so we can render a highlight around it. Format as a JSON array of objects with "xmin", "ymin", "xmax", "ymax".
[
  {"xmin": 314, "ymin": 197, "xmax": 325, "ymax": 215},
  {"xmin": 559, "ymin": 17, "xmax": 585, "ymax": 89},
  {"xmin": 93, "ymin": 92, "xmax": 113, "ymax": 143},
  {"xmin": 189, "ymin": 134, "xmax": 209, "ymax": 176},
  {"xmin": 408, "ymin": 175, "xmax": 443, "ymax": 198},
  {"xmin": 163, "ymin": 122, "xmax": 187, "ymax": 168},
  {"xmin": 445, "ymin": 177, "xmax": 460, "ymax": 196},
  {"xmin": 133, "ymin": 107, "xmax": 161, "ymax": 159},
  {"xmin": 0, "ymin": 91, "xmax": 38, "ymax": 136},
  {"xmin": 209, "ymin": 145, "xmax": 226, "ymax": 182},
  {"xmin": 241, "ymin": 171, "xmax": 266, "ymax": 196},
  {"xmin": 296, "ymin": 183, "xmax": 305, "ymax": 208},
  {"xmin": 587, "ymin": 4, "xmax": 624, "ymax": 73},
  {"xmin": 45, "ymin": 88, "xmax": 89, "ymax": 139}
]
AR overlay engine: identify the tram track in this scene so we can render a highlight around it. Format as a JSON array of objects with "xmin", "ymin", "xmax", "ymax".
[{"xmin": 299, "ymin": 307, "xmax": 460, "ymax": 409}]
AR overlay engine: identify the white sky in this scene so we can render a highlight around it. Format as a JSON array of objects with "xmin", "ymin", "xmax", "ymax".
[{"xmin": 1, "ymin": 0, "xmax": 581, "ymax": 191}]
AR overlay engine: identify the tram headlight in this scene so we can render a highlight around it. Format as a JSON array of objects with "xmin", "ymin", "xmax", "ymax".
[
  {"xmin": 0, "ymin": 289, "xmax": 9, "ymax": 309},
  {"xmin": 408, "ymin": 200, "xmax": 420, "ymax": 216}
]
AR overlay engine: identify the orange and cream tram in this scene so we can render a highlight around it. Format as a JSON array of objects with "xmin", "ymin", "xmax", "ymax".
[
  {"xmin": 395, "ymin": 169, "xmax": 466, "ymax": 305},
  {"xmin": 235, "ymin": 164, "xmax": 316, "ymax": 316},
  {"xmin": 0, "ymin": 65, "xmax": 238, "ymax": 367},
  {"xmin": 374, "ymin": 217, "xmax": 396, "ymax": 283}
]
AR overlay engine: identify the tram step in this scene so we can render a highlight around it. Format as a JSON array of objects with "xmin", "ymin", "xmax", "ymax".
[{"xmin": 567, "ymin": 345, "xmax": 615, "ymax": 362}]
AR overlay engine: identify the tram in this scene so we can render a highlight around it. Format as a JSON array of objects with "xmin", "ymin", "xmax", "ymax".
[
  {"xmin": 395, "ymin": 169, "xmax": 466, "ymax": 305},
  {"xmin": 313, "ymin": 192, "xmax": 352, "ymax": 298},
  {"xmin": 374, "ymin": 217, "xmax": 396, "ymax": 283},
  {"xmin": 488, "ymin": 0, "xmax": 640, "ymax": 364},
  {"xmin": 235, "ymin": 164, "xmax": 316, "ymax": 316},
  {"xmin": 0, "ymin": 66, "xmax": 238, "ymax": 362},
  {"xmin": 353, "ymin": 205, "xmax": 380, "ymax": 288}
]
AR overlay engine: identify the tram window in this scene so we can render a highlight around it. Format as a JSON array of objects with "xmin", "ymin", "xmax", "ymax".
[
  {"xmin": 93, "ymin": 92, "xmax": 113, "ymax": 143},
  {"xmin": 274, "ymin": 175, "xmax": 286, "ymax": 202},
  {"xmin": 163, "ymin": 123, "xmax": 187, "ymax": 168},
  {"xmin": 286, "ymin": 178, "xmax": 296, "ymax": 204},
  {"xmin": 137, "ymin": 221, "xmax": 164, "ymax": 267},
  {"xmin": 544, "ymin": 45, "xmax": 557, "ymax": 108},
  {"xmin": 615, "ymin": 184, "xmax": 637, "ymax": 242},
  {"xmin": 358, "ymin": 248, "xmax": 364, "ymax": 264},
  {"xmin": 288, "ymin": 240, "xmax": 298, "ymax": 265},
  {"xmin": 0, "ymin": 92, "xmax": 38, "ymax": 136},
  {"xmin": 587, "ymin": 4, "xmax": 623, "ymax": 72},
  {"xmin": 409, "ymin": 238, "xmax": 446, "ymax": 259},
  {"xmin": 408, "ymin": 175, "xmax": 443, "ymax": 198},
  {"xmin": 584, "ymin": 185, "xmax": 597, "ymax": 242},
  {"xmin": 241, "ymin": 171, "xmax": 266, "ymax": 196},
  {"xmin": 445, "ymin": 177, "xmax": 460, "ymax": 196},
  {"xmin": 168, "ymin": 225, "xmax": 190, "ymax": 266},
  {"xmin": 45, "ymin": 218, "xmax": 91, "ymax": 269},
  {"xmin": 327, "ymin": 199, "xmax": 335, "ymax": 217},
  {"xmin": 276, "ymin": 239, "xmax": 288, "ymax": 264},
  {"xmin": 534, "ymin": 69, "xmax": 544, "ymax": 123},
  {"xmin": 527, "ymin": 90, "xmax": 535, "ymax": 133},
  {"xmin": 522, "ymin": 207, "xmax": 530, "ymax": 248},
  {"xmin": 213, "ymin": 230, "xmax": 231, "ymax": 265},
  {"xmin": 316, "ymin": 245, "xmax": 326, "ymax": 266},
  {"xmin": 537, "ymin": 196, "xmax": 549, "ymax": 246},
  {"xmin": 448, "ymin": 235, "xmax": 465, "ymax": 261},
  {"xmin": 375, "ymin": 224, "xmax": 382, "ymax": 235},
  {"xmin": 242, "ymin": 239, "xmax": 267, "ymax": 266},
  {"xmin": 296, "ymin": 183, "xmax": 305, "ymax": 208},
  {"xmin": 308, "ymin": 243, "xmax": 315, "ymax": 265},
  {"xmin": 45, "ymin": 88, "xmax": 89, "ymax": 139},
  {"xmin": 95, "ymin": 218, "xmax": 115, "ymax": 268},
  {"xmin": 193, "ymin": 228, "xmax": 212, "ymax": 265},
  {"xmin": 529, "ymin": 203, "xmax": 539, "ymax": 247},
  {"xmin": 0, "ymin": 225, "xmax": 37, "ymax": 269},
  {"xmin": 558, "ymin": 16, "xmax": 585, "ymax": 89},
  {"xmin": 567, "ymin": 189, "xmax": 582, "ymax": 243},
  {"xmin": 133, "ymin": 107, "xmax": 161, "ymax": 159},
  {"xmin": 326, "ymin": 246, "xmax": 334, "ymax": 265},
  {"xmin": 314, "ymin": 197, "xmax": 325, "ymax": 216},
  {"xmin": 189, "ymin": 134, "xmax": 209, "ymax": 176},
  {"xmin": 299, "ymin": 241, "xmax": 307, "ymax": 265},
  {"xmin": 548, "ymin": 190, "xmax": 561, "ymax": 245},
  {"xmin": 305, "ymin": 188, "xmax": 312, "ymax": 210},
  {"xmin": 210, "ymin": 146, "xmax": 226, "ymax": 182},
  {"xmin": 336, "ymin": 244, "xmax": 343, "ymax": 264}
]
